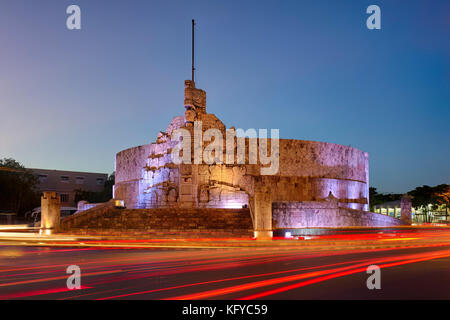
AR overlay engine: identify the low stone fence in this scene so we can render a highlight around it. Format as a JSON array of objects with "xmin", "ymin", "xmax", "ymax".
[
  {"xmin": 273, "ymin": 201, "xmax": 407, "ymax": 229},
  {"xmin": 76, "ymin": 200, "xmax": 105, "ymax": 213}
]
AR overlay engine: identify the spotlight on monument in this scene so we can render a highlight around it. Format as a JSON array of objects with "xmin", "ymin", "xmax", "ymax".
[
  {"xmin": 39, "ymin": 229, "xmax": 52, "ymax": 236},
  {"xmin": 284, "ymin": 231, "xmax": 293, "ymax": 239},
  {"xmin": 113, "ymin": 200, "xmax": 126, "ymax": 209},
  {"xmin": 222, "ymin": 202, "xmax": 245, "ymax": 209}
]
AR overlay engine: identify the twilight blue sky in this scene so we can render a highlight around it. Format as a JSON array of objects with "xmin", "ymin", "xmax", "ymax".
[{"xmin": 0, "ymin": 0, "xmax": 449, "ymax": 193}]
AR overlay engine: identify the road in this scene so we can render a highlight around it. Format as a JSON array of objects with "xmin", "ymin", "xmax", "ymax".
[{"xmin": 0, "ymin": 227, "xmax": 449, "ymax": 300}]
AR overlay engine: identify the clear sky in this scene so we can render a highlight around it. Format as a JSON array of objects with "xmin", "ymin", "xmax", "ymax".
[{"xmin": 0, "ymin": 0, "xmax": 449, "ymax": 193}]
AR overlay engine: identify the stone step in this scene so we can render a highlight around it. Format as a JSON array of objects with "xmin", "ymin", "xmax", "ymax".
[{"xmin": 61, "ymin": 207, "xmax": 253, "ymax": 235}]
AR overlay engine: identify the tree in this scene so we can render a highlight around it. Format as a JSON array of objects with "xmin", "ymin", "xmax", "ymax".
[
  {"xmin": 435, "ymin": 185, "xmax": 450, "ymax": 220},
  {"xmin": 74, "ymin": 172, "xmax": 115, "ymax": 204},
  {"xmin": 0, "ymin": 158, "xmax": 40, "ymax": 216},
  {"xmin": 432, "ymin": 184, "xmax": 450, "ymax": 208},
  {"xmin": 103, "ymin": 172, "xmax": 115, "ymax": 200},
  {"xmin": 369, "ymin": 187, "xmax": 401, "ymax": 211}
]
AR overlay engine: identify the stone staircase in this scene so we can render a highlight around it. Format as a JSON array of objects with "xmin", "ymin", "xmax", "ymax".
[{"xmin": 60, "ymin": 205, "xmax": 253, "ymax": 238}]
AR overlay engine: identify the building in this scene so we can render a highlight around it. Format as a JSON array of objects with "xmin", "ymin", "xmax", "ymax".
[
  {"xmin": 374, "ymin": 199, "xmax": 449, "ymax": 224},
  {"xmin": 108, "ymin": 80, "xmax": 409, "ymax": 238},
  {"xmin": 30, "ymin": 168, "xmax": 108, "ymax": 207}
]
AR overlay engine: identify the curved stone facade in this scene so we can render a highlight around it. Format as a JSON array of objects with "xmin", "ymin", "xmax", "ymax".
[{"xmin": 114, "ymin": 138, "xmax": 369, "ymax": 211}]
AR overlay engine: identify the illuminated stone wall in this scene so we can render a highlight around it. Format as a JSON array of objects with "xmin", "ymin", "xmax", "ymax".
[
  {"xmin": 114, "ymin": 138, "xmax": 369, "ymax": 211},
  {"xmin": 272, "ymin": 200, "xmax": 406, "ymax": 229},
  {"xmin": 61, "ymin": 203, "xmax": 252, "ymax": 238}
]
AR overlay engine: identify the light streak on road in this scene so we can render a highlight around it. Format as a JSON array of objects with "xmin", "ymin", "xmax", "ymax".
[
  {"xmin": 237, "ymin": 252, "xmax": 450, "ymax": 300},
  {"xmin": 166, "ymin": 249, "xmax": 450, "ymax": 300},
  {"xmin": 0, "ymin": 227, "xmax": 449, "ymax": 300}
]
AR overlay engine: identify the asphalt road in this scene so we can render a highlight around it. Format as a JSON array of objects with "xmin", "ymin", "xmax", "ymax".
[{"xmin": 0, "ymin": 229, "xmax": 449, "ymax": 300}]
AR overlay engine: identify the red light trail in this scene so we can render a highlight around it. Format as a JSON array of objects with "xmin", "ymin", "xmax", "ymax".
[{"xmin": 0, "ymin": 228, "xmax": 449, "ymax": 300}]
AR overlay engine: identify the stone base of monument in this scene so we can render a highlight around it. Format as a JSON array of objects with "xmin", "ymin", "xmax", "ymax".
[
  {"xmin": 272, "ymin": 201, "xmax": 409, "ymax": 229},
  {"xmin": 60, "ymin": 205, "xmax": 254, "ymax": 239}
]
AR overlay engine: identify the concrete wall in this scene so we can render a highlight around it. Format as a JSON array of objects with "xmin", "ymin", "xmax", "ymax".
[
  {"xmin": 272, "ymin": 201, "xmax": 406, "ymax": 229},
  {"xmin": 61, "ymin": 205, "xmax": 253, "ymax": 238},
  {"xmin": 277, "ymin": 139, "xmax": 369, "ymax": 211},
  {"xmin": 115, "ymin": 144, "xmax": 151, "ymax": 183},
  {"xmin": 277, "ymin": 139, "xmax": 369, "ymax": 182},
  {"xmin": 114, "ymin": 144, "xmax": 151, "ymax": 208}
]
